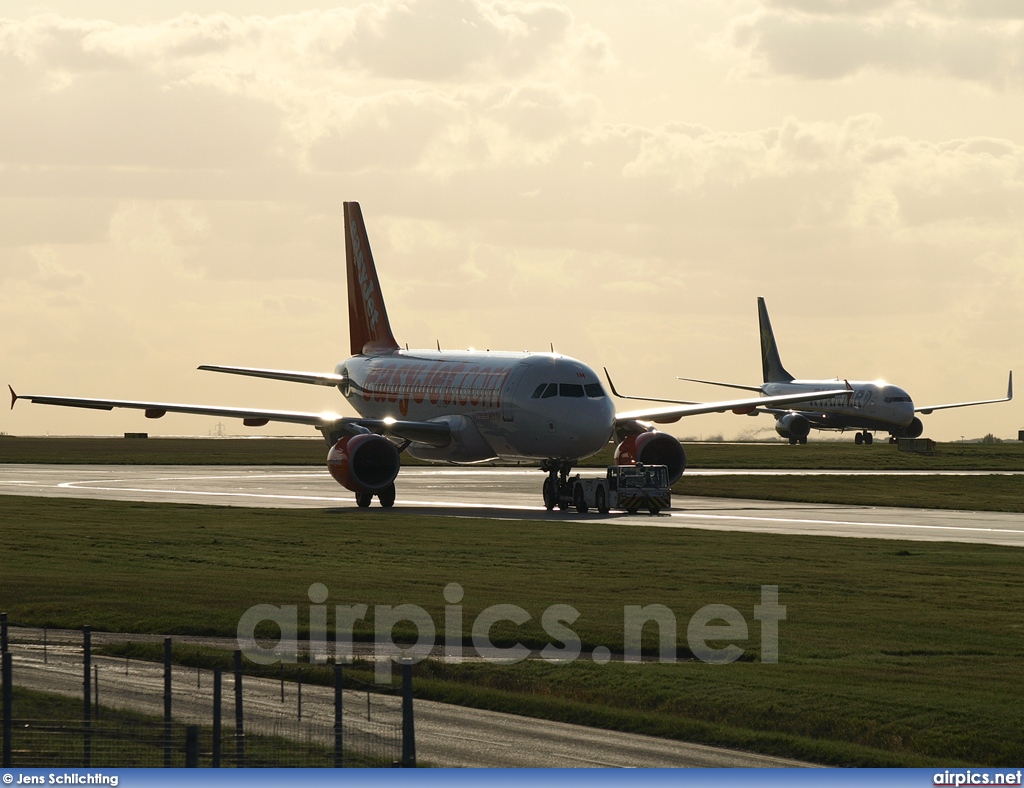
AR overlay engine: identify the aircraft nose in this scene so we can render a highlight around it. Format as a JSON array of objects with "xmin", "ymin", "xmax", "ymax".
[{"xmin": 586, "ymin": 397, "xmax": 616, "ymax": 446}]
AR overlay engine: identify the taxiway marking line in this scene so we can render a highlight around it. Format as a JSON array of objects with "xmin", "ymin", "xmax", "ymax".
[{"xmin": 33, "ymin": 479, "xmax": 1023, "ymax": 535}]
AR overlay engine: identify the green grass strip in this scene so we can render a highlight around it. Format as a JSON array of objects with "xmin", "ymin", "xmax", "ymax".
[{"xmin": 2, "ymin": 494, "xmax": 1023, "ymax": 766}]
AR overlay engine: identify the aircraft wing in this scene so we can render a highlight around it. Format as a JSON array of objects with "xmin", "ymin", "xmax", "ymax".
[
  {"xmin": 7, "ymin": 387, "xmax": 451, "ymax": 447},
  {"xmin": 198, "ymin": 364, "xmax": 347, "ymax": 387},
  {"xmin": 615, "ymin": 389, "xmax": 850, "ymax": 425},
  {"xmin": 676, "ymin": 376, "xmax": 764, "ymax": 393},
  {"xmin": 915, "ymin": 371, "xmax": 1013, "ymax": 415}
]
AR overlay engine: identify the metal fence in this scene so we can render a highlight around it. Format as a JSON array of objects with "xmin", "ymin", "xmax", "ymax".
[{"xmin": 0, "ymin": 614, "xmax": 414, "ymax": 768}]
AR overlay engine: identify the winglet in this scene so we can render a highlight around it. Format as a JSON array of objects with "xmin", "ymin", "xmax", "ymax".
[
  {"xmin": 604, "ymin": 367, "xmax": 625, "ymax": 399},
  {"xmin": 1008, "ymin": 371, "xmax": 1013, "ymax": 401},
  {"xmin": 9, "ymin": 385, "xmax": 18, "ymax": 410},
  {"xmin": 344, "ymin": 202, "xmax": 400, "ymax": 357}
]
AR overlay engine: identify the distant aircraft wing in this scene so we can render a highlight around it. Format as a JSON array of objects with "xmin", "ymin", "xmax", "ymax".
[
  {"xmin": 676, "ymin": 376, "xmax": 764, "ymax": 393},
  {"xmin": 915, "ymin": 371, "xmax": 1013, "ymax": 415},
  {"xmin": 7, "ymin": 387, "xmax": 451, "ymax": 447},
  {"xmin": 615, "ymin": 389, "xmax": 850, "ymax": 425},
  {"xmin": 198, "ymin": 364, "xmax": 347, "ymax": 387}
]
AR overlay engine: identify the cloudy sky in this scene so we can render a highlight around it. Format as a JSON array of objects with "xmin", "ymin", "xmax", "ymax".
[{"xmin": 3, "ymin": 0, "xmax": 1021, "ymax": 443}]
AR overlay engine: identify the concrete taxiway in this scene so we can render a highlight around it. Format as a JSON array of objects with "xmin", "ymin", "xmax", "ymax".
[{"xmin": 1, "ymin": 464, "xmax": 1021, "ymax": 547}]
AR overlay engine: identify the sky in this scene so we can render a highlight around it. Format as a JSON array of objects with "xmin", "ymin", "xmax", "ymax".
[{"xmin": 2, "ymin": 0, "xmax": 1022, "ymax": 443}]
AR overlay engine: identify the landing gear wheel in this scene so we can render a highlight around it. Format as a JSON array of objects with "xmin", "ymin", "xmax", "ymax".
[
  {"xmin": 378, "ymin": 483, "xmax": 396, "ymax": 508},
  {"xmin": 596, "ymin": 487, "xmax": 609, "ymax": 514},
  {"xmin": 789, "ymin": 437, "xmax": 798, "ymax": 445},
  {"xmin": 648, "ymin": 505, "xmax": 660, "ymax": 515},
  {"xmin": 855, "ymin": 433, "xmax": 864, "ymax": 445},
  {"xmin": 355, "ymin": 492, "xmax": 372, "ymax": 508},
  {"xmin": 799, "ymin": 436, "xmax": 808, "ymax": 445},
  {"xmin": 864, "ymin": 432, "xmax": 873, "ymax": 445},
  {"xmin": 574, "ymin": 486, "xmax": 588, "ymax": 514},
  {"xmin": 541, "ymin": 459, "xmax": 574, "ymax": 512},
  {"xmin": 542, "ymin": 477, "xmax": 556, "ymax": 511},
  {"xmin": 889, "ymin": 436, "xmax": 897, "ymax": 445}
]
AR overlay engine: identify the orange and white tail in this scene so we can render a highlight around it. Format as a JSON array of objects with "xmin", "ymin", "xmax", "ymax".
[{"xmin": 344, "ymin": 202, "xmax": 400, "ymax": 356}]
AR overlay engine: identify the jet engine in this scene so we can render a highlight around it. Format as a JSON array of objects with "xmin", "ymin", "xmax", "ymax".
[
  {"xmin": 774, "ymin": 413, "xmax": 810, "ymax": 440},
  {"xmin": 614, "ymin": 431, "xmax": 686, "ymax": 484},
  {"xmin": 327, "ymin": 433, "xmax": 401, "ymax": 493},
  {"xmin": 897, "ymin": 417, "xmax": 924, "ymax": 439}
]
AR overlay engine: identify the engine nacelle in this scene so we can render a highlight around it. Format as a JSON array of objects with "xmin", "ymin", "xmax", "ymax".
[
  {"xmin": 897, "ymin": 417, "xmax": 924, "ymax": 439},
  {"xmin": 614, "ymin": 431, "xmax": 686, "ymax": 484},
  {"xmin": 327, "ymin": 433, "xmax": 401, "ymax": 494},
  {"xmin": 775, "ymin": 412, "xmax": 810, "ymax": 440}
]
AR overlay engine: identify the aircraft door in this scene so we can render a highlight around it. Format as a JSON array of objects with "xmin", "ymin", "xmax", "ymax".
[{"xmin": 501, "ymin": 364, "xmax": 530, "ymax": 422}]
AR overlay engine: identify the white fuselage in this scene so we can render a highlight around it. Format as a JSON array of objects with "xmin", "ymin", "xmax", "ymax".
[
  {"xmin": 337, "ymin": 350, "xmax": 616, "ymax": 462},
  {"xmin": 763, "ymin": 379, "xmax": 915, "ymax": 433}
]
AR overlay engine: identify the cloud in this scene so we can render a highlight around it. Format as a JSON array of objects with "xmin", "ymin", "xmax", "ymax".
[
  {"xmin": 0, "ymin": 4, "xmax": 609, "ymax": 179},
  {"xmin": 333, "ymin": 0, "xmax": 579, "ymax": 81},
  {"xmin": 733, "ymin": 2, "xmax": 1024, "ymax": 87}
]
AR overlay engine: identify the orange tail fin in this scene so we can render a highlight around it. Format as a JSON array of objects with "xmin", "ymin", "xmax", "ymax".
[{"xmin": 344, "ymin": 202, "xmax": 400, "ymax": 356}]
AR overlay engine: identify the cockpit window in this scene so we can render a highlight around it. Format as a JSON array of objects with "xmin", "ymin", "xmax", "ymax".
[
  {"xmin": 531, "ymin": 384, "xmax": 546, "ymax": 399},
  {"xmin": 542, "ymin": 383, "xmax": 558, "ymax": 398},
  {"xmin": 884, "ymin": 396, "xmax": 913, "ymax": 403},
  {"xmin": 560, "ymin": 383, "xmax": 585, "ymax": 398},
  {"xmin": 584, "ymin": 383, "xmax": 605, "ymax": 398}
]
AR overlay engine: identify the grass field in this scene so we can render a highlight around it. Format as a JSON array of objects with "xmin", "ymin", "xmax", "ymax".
[
  {"xmin": 2, "ymin": 493, "xmax": 1022, "ymax": 766},
  {"xmin": 676, "ymin": 475, "xmax": 1024, "ymax": 512},
  {"xmin": 3, "ymin": 435, "xmax": 1024, "ymax": 470}
]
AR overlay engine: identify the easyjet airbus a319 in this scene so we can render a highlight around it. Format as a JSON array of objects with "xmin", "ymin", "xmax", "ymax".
[{"xmin": 10, "ymin": 203, "xmax": 845, "ymax": 509}]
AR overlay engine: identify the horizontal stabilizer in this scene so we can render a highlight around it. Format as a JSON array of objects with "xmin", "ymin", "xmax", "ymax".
[{"xmin": 199, "ymin": 364, "xmax": 346, "ymax": 387}]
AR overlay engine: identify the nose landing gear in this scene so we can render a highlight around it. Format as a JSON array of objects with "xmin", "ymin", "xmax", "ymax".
[
  {"xmin": 854, "ymin": 431, "xmax": 873, "ymax": 445},
  {"xmin": 541, "ymin": 459, "xmax": 574, "ymax": 511}
]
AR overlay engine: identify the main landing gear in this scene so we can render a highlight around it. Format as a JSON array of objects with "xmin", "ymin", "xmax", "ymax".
[
  {"xmin": 854, "ymin": 431, "xmax": 873, "ymax": 445},
  {"xmin": 355, "ymin": 482, "xmax": 396, "ymax": 508},
  {"xmin": 541, "ymin": 459, "xmax": 573, "ymax": 511},
  {"xmin": 788, "ymin": 436, "xmax": 807, "ymax": 445}
]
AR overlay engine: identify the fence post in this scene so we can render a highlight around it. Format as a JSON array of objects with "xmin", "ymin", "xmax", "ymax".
[
  {"xmin": 43, "ymin": 627, "xmax": 47, "ymax": 665},
  {"xmin": 233, "ymin": 650, "xmax": 244, "ymax": 768},
  {"xmin": 333, "ymin": 663, "xmax": 343, "ymax": 768},
  {"xmin": 297, "ymin": 668, "xmax": 302, "ymax": 721},
  {"xmin": 94, "ymin": 664, "xmax": 99, "ymax": 722},
  {"xmin": 83, "ymin": 625, "xmax": 91, "ymax": 768},
  {"xmin": 3, "ymin": 652, "xmax": 12, "ymax": 768},
  {"xmin": 212, "ymin": 667, "xmax": 221, "ymax": 768},
  {"xmin": 401, "ymin": 658, "xmax": 416, "ymax": 768},
  {"xmin": 1, "ymin": 612, "xmax": 7, "ymax": 654},
  {"xmin": 163, "ymin": 637, "xmax": 172, "ymax": 768},
  {"xmin": 185, "ymin": 725, "xmax": 199, "ymax": 768}
]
